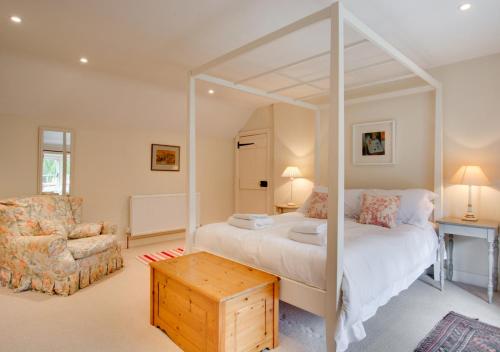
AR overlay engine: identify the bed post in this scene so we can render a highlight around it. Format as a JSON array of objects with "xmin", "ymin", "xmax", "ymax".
[
  {"xmin": 326, "ymin": 2, "xmax": 345, "ymax": 352},
  {"xmin": 434, "ymin": 85, "xmax": 443, "ymax": 219},
  {"xmin": 433, "ymin": 84, "xmax": 444, "ymax": 281},
  {"xmin": 314, "ymin": 109, "xmax": 321, "ymax": 185},
  {"xmin": 186, "ymin": 74, "xmax": 197, "ymax": 253}
]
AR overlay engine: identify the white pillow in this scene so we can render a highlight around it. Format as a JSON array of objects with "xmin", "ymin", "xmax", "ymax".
[
  {"xmin": 297, "ymin": 186, "xmax": 327, "ymax": 214},
  {"xmin": 344, "ymin": 189, "xmax": 364, "ymax": 219},
  {"xmin": 366, "ymin": 189, "xmax": 437, "ymax": 227}
]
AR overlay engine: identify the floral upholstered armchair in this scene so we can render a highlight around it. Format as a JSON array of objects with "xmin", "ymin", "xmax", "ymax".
[{"xmin": 0, "ymin": 195, "xmax": 123, "ymax": 295}]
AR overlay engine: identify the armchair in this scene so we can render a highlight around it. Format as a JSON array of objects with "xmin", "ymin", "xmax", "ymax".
[{"xmin": 0, "ymin": 195, "xmax": 123, "ymax": 295}]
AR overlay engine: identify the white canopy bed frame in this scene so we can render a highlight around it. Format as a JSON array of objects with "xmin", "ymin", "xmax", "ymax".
[{"xmin": 185, "ymin": 2, "xmax": 443, "ymax": 351}]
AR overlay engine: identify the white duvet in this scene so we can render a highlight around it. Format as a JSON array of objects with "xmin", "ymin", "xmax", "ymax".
[{"xmin": 193, "ymin": 212, "xmax": 438, "ymax": 351}]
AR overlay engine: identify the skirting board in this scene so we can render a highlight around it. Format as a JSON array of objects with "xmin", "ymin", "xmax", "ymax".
[
  {"xmin": 126, "ymin": 229, "xmax": 185, "ymax": 248},
  {"xmin": 451, "ymin": 269, "xmax": 493, "ymax": 289}
]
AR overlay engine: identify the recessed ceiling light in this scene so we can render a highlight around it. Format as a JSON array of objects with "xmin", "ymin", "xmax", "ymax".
[
  {"xmin": 459, "ymin": 3, "xmax": 472, "ymax": 11},
  {"xmin": 79, "ymin": 57, "xmax": 88, "ymax": 64},
  {"xmin": 208, "ymin": 89, "xmax": 215, "ymax": 94},
  {"xmin": 10, "ymin": 15, "xmax": 22, "ymax": 23}
]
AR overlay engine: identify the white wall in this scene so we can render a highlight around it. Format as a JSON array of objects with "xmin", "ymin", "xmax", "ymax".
[
  {"xmin": 432, "ymin": 53, "xmax": 500, "ymax": 287},
  {"xmin": 319, "ymin": 92, "xmax": 435, "ymax": 190},
  {"xmin": 0, "ymin": 52, "xmax": 254, "ymax": 241},
  {"xmin": 273, "ymin": 104, "xmax": 315, "ymax": 206},
  {"xmin": 239, "ymin": 104, "xmax": 315, "ymax": 211},
  {"xmin": 432, "ymin": 53, "xmax": 500, "ymax": 221}
]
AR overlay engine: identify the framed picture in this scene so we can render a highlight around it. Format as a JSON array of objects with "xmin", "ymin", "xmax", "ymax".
[
  {"xmin": 151, "ymin": 144, "xmax": 180, "ymax": 171},
  {"xmin": 352, "ymin": 120, "xmax": 395, "ymax": 165}
]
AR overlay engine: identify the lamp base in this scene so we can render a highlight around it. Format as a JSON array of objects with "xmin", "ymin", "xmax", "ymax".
[{"xmin": 462, "ymin": 212, "xmax": 478, "ymax": 222}]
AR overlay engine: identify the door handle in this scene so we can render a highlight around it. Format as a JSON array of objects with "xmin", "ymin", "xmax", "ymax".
[
  {"xmin": 260, "ymin": 180, "xmax": 268, "ymax": 188},
  {"xmin": 237, "ymin": 141, "xmax": 255, "ymax": 149}
]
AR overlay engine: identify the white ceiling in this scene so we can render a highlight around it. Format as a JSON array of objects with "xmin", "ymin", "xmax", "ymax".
[{"xmin": 1, "ymin": 0, "xmax": 500, "ymax": 95}]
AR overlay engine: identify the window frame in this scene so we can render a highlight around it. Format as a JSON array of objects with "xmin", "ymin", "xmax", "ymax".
[{"xmin": 38, "ymin": 126, "xmax": 75, "ymax": 195}]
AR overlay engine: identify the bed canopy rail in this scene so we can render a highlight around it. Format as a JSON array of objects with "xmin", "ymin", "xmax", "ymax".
[{"xmin": 186, "ymin": 2, "xmax": 442, "ymax": 351}]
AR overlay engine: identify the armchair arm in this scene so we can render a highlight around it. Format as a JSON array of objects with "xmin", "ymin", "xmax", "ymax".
[
  {"xmin": 9, "ymin": 235, "xmax": 77, "ymax": 278},
  {"xmin": 13, "ymin": 234, "xmax": 67, "ymax": 257},
  {"xmin": 100, "ymin": 221, "xmax": 117, "ymax": 235}
]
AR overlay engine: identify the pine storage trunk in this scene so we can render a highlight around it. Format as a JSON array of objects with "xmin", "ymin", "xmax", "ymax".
[{"xmin": 150, "ymin": 251, "xmax": 279, "ymax": 352}]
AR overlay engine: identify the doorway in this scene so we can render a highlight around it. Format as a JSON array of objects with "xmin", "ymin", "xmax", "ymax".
[{"xmin": 235, "ymin": 129, "xmax": 272, "ymax": 214}]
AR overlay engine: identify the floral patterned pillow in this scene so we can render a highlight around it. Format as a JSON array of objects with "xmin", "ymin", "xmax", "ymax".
[
  {"xmin": 306, "ymin": 192, "xmax": 328, "ymax": 219},
  {"xmin": 38, "ymin": 219, "xmax": 70, "ymax": 238},
  {"xmin": 68, "ymin": 223, "xmax": 103, "ymax": 239},
  {"xmin": 358, "ymin": 193, "xmax": 401, "ymax": 228}
]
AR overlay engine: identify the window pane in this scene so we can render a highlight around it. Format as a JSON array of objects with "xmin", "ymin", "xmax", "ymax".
[
  {"xmin": 43, "ymin": 130, "xmax": 64, "ymax": 151},
  {"xmin": 40, "ymin": 129, "xmax": 72, "ymax": 195},
  {"xmin": 66, "ymin": 154, "xmax": 71, "ymax": 194},
  {"xmin": 65, "ymin": 132, "xmax": 71, "ymax": 194},
  {"xmin": 42, "ymin": 152, "xmax": 63, "ymax": 194}
]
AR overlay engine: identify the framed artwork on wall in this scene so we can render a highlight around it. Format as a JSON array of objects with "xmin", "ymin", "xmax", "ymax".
[
  {"xmin": 151, "ymin": 144, "xmax": 180, "ymax": 171},
  {"xmin": 352, "ymin": 120, "xmax": 396, "ymax": 165}
]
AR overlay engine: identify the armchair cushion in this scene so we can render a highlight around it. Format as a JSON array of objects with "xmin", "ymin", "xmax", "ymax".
[
  {"xmin": 68, "ymin": 197, "xmax": 83, "ymax": 224},
  {"xmin": 100, "ymin": 221, "xmax": 117, "ymax": 235},
  {"xmin": 29, "ymin": 196, "xmax": 76, "ymax": 227},
  {"xmin": 39, "ymin": 219, "xmax": 70, "ymax": 238},
  {"xmin": 68, "ymin": 223, "xmax": 102, "ymax": 239},
  {"xmin": 67, "ymin": 235, "xmax": 118, "ymax": 260}
]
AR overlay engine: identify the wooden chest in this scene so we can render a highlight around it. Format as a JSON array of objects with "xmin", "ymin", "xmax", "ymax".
[{"xmin": 150, "ymin": 251, "xmax": 279, "ymax": 352}]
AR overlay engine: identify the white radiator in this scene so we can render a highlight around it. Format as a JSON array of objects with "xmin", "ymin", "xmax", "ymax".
[{"xmin": 129, "ymin": 193, "xmax": 200, "ymax": 237}]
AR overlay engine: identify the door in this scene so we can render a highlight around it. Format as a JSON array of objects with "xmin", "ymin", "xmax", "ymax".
[{"xmin": 235, "ymin": 130, "xmax": 270, "ymax": 214}]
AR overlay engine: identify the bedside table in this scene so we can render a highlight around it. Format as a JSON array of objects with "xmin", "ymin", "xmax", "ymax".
[
  {"xmin": 275, "ymin": 204, "xmax": 300, "ymax": 214},
  {"xmin": 436, "ymin": 217, "xmax": 499, "ymax": 303}
]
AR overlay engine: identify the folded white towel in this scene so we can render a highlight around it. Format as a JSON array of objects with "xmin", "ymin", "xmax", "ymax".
[
  {"xmin": 228, "ymin": 216, "xmax": 274, "ymax": 230},
  {"xmin": 233, "ymin": 213, "xmax": 270, "ymax": 220},
  {"xmin": 291, "ymin": 221, "xmax": 327, "ymax": 235},
  {"xmin": 289, "ymin": 231, "xmax": 326, "ymax": 246}
]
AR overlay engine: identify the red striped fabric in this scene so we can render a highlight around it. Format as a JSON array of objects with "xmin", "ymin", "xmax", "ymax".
[{"xmin": 136, "ymin": 248, "xmax": 184, "ymax": 265}]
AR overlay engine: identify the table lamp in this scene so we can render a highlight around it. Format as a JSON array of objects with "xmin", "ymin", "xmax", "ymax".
[
  {"xmin": 450, "ymin": 165, "xmax": 490, "ymax": 221},
  {"xmin": 281, "ymin": 166, "xmax": 302, "ymax": 206}
]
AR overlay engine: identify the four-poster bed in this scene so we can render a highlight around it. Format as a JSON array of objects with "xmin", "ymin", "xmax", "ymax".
[{"xmin": 185, "ymin": 2, "xmax": 443, "ymax": 351}]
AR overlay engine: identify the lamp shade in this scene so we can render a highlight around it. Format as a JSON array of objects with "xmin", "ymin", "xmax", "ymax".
[
  {"xmin": 450, "ymin": 165, "xmax": 490, "ymax": 186},
  {"xmin": 281, "ymin": 166, "xmax": 302, "ymax": 178}
]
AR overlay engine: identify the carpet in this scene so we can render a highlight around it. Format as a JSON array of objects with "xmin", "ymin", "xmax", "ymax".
[
  {"xmin": 415, "ymin": 311, "xmax": 500, "ymax": 352},
  {"xmin": 279, "ymin": 301, "xmax": 326, "ymax": 352},
  {"xmin": 136, "ymin": 247, "xmax": 184, "ymax": 265}
]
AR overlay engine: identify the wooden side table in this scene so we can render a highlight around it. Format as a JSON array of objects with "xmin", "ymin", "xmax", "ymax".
[
  {"xmin": 437, "ymin": 217, "xmax": 499, "ymax": 303},
  {"xmin": 275, "ymin": 204, "xmax": 300, "ymax": 214}
]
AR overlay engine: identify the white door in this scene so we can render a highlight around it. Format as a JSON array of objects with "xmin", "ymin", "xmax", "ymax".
[{"xmin": 235, "ymin": 131, "xmax": 270, "ymax": 214}]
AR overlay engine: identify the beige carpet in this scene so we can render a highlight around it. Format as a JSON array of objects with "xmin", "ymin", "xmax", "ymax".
[{"xmin": 0, "ymin": 240, "xmax": 498, "ymax": 352}]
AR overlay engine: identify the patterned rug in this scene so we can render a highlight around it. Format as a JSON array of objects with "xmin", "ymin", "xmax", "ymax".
[
  {"xmin": 415, "ymin": 311, "xmax": 500, "ymax": 352},
  {"xmin": 136, "ymin": 248, "xmax": 184, "ymax": 265}
]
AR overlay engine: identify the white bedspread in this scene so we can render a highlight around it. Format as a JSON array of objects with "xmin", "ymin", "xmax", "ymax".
[{"xmin": 193, "ymin": 212, "xmax": 438, "ymax": 351}]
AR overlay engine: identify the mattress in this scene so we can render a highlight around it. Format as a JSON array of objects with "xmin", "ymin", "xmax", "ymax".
[
  {"xmin": 194, "ymin": 212, "xmax": 437, "ymax": 290},
  {"xmin": 193, "ymin": 212, "xmax": 439, "ymax": 351},
  {"xmin": 195, "ymin": 212, "xmax": 326, "ymax": 288}
]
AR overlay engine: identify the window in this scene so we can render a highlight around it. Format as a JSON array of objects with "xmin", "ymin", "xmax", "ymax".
[{"xmin": 38, "ymin": 128, "xmax": 73, "ymax": 195}]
